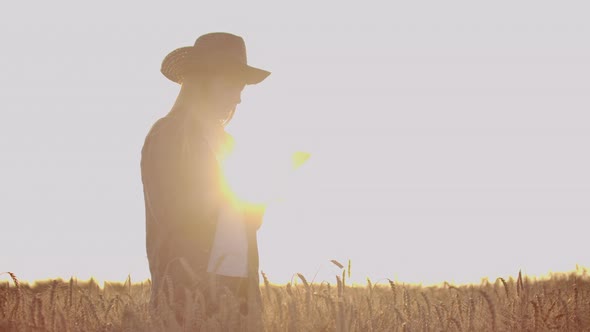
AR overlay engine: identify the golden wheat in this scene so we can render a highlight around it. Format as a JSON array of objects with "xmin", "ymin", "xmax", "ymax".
[{"xmin": 0, "ymin": 269, "xmax": 589, "ymax": 331}]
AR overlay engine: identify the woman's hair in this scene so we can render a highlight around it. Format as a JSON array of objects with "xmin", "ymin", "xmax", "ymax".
[
  {"xmin": 221, "ymin": 107, "xmax": 236, "ymax": 126},
  {"xmin": 170, "ymin": 71, "xmax": 237, "ymax": 125}
]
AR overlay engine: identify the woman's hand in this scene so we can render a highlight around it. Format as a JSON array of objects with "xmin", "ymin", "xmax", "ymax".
[{"xmin": 242, "ymin": 202, "xmax": 266, "ymax": 230}]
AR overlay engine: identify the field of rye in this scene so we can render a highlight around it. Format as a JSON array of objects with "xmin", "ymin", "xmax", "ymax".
[{"xmin": 1, "ymin": 264, "xmax": 589, "ymax": 332}]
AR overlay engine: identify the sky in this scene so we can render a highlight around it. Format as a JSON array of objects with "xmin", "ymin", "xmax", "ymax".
[{"xmin": 1, "ymin": 0, "xmax": 589, "ymax": 286}]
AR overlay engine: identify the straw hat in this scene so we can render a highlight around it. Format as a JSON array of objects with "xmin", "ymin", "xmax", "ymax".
[{"xmin": 161, "ymin": 32, "xmax": 271, "ymax": 85}]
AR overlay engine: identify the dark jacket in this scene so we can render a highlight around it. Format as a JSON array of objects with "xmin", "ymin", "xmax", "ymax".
[{"xmin": 140, "ymin": 109, "xmax": 263, "ymax": 315}]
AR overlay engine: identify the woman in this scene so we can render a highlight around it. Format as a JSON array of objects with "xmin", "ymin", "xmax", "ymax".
[{"xmin": 140, "ymin": 32, "xmax": 270, "ymax": 325}]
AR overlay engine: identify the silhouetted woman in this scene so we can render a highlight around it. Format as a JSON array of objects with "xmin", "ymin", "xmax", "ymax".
[{"xmin": 140, "ymin": 32, "xmax": 270, "ymax": 326}]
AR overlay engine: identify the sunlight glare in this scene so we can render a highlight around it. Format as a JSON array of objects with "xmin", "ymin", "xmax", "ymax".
[{"xmin": 220, "ymin": 138, "xmax": 310, "ymax": 206}]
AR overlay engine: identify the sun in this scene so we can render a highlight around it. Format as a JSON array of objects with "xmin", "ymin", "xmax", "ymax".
[{"xmin": 218, "ymin": 136, "xmax": 310, "ymax": 206}]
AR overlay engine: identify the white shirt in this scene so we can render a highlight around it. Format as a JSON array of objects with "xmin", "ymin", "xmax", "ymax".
[
  {"xmin": 199, "ymin": 121, "xmax": 249, "ymax": 277},
  {"xmin": 206, "ymin": 199, "xmax": 249, "ymax": 277}
]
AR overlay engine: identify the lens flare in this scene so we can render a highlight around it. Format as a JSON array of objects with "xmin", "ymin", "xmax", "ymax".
[{"xmin": 220, "ymin": 142, "xmax": 310, "ymax": 205}]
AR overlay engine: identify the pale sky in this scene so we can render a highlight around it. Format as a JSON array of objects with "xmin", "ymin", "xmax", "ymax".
[{"xmin": 1, "ymin": 1, "xmax": 589, "ymax": 286}]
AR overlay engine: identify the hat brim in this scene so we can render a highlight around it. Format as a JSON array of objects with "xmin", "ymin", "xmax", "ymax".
[
  {"xmin": 161, "ymin": 46, "xmax": 270, "ymax": 85},
  {"xmin": 241, "ymin": 65, "xmax": 271, "ymax": 85}
]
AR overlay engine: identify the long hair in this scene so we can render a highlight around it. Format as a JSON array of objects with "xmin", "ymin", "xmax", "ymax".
[
  {"xmin": 170, "ymin": 73, "xmax": 237, "ymax": 127},
  {"xmin": 221, "ymin": 107, "xmax": 236, "ymax": 126}
]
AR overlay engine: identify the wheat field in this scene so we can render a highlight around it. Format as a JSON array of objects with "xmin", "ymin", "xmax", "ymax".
[{"xmin": 1, "ymin": 266, "xmax": 589, "ymax": 331}]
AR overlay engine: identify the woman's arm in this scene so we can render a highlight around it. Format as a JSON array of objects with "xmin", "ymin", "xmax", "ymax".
[{"xmin": 142, "ymin": 119, "xmax": 222, "ymax": 238}]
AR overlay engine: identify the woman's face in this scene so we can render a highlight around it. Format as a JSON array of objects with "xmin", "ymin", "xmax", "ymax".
[{"xmin": 206, "ymin": 74, "xmax": 246, "ymax": 124}]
